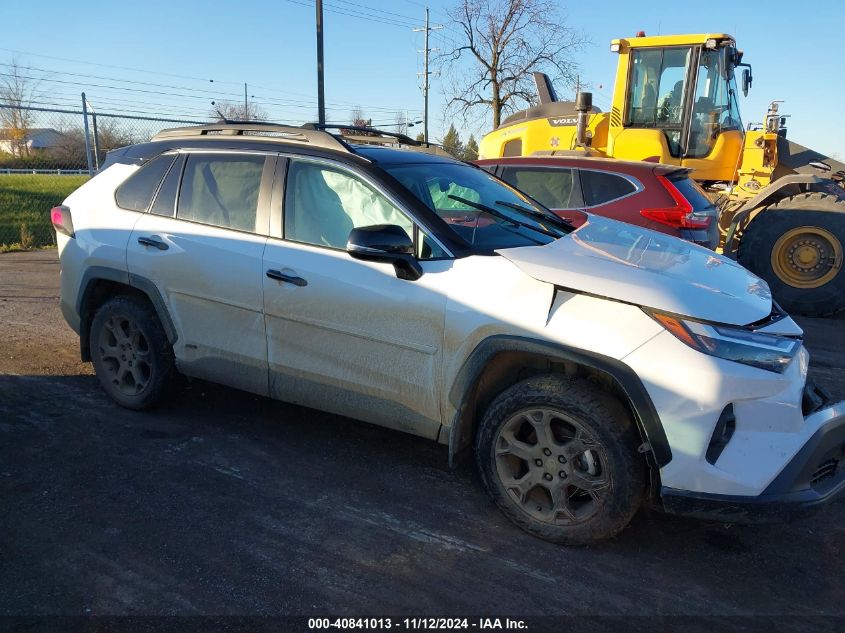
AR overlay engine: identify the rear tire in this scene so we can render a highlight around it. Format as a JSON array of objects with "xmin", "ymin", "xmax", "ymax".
[
  {"xmin": 89, "ymin": 295, "xmax": 174, "ymax": 410},
  {"xmin": 475, "ymin": 375, "xmax": 646, "ymax": 546},
  {"xmin": 737, "ymin": 192, "xmax": 845, "ymax": 316}
]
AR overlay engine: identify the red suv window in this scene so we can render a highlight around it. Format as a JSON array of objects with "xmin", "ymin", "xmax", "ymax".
[
  {"xmin": 499, "ymin": 166, "xmax": 580, "ymax": 209},
  {"xmin": 580, "ymin": 170, "xmax": 637, "ymax": 207}
]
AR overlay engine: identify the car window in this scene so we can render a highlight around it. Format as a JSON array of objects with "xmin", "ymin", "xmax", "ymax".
[
  {"xmin": 176, "ymin": 154, "xmax": 265, "ymax": 232},
  {"xmin": 669, "ymin": 175, "xmax": 716, "ymax": 212},
  {"xmin": 499, "ymin": 166, "xmax": 577, "ymax": 209},
  {"xmin": 385, "ymin": 162, "xmax": 569, "ymax": 252},
  {"xmin": 284, "ymin": 159, "xmax": 415, "ymax": 249},
  {"xmin": 580, "ymin": 170, "xmax": 637, "ymax": 207},
  {"xmin": 115, "ymin": 154, "xmax": 177, "ymax": 212},
  {"xmin": 150, "ymin": 154, "xmax": 184, "ymax": 217}
]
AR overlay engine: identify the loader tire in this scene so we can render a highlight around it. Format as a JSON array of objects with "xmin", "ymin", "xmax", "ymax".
[{"xmin": 738, "ymin": 192, "xmax": 845, "ymax": 316}]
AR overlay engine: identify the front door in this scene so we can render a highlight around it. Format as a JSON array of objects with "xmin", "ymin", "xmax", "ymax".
[{"xmin": 262, "ymin": 156, "xmax": 449, "ymax": 439}]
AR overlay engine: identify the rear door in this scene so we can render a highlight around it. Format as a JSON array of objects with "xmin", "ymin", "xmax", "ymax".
[{"xmin": 127, "ymin": 150, "xmax": 276, "ymax": 395}]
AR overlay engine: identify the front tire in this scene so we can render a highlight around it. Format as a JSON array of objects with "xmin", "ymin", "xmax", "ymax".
[
  {"xmin": 475, "ymin": 375, "xmax": 646, "ymax": 546},
  {"xmin": 89, "ymin": 295, "xmax": 174, "ymax": 410}
]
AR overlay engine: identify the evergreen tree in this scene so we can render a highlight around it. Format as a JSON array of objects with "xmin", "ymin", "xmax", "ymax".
[
  {"xmin": 462, "ymin": 134, "xmax": 479, "ymax": 161},
  {"xmin": 441, "ymin": 123, "xmax": 464, "ymax": 159}
]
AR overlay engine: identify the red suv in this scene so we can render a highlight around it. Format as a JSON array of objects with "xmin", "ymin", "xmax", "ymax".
[{"xmin": 476, "ymin": 156, "xmax": 719, "ymax": 249}]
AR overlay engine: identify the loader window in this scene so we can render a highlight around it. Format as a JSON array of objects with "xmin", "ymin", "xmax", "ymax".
[
  {"xmin": 687, "ymin": 48, "xmax": 744, "ymax": 158},
  {"xmin": 626, "ymin": 46, "xmax": 693, "ymax": 156}
]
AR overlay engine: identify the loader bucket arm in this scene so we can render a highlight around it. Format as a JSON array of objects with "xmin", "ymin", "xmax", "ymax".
[{"xmin": 776, "ymin": 137, "xmax": 845, "ymax": 181}]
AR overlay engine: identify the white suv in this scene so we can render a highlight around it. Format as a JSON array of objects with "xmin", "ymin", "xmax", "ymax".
[{"xmin": 52, "ymin": 123, "xmax": 845, "ymax": 544}]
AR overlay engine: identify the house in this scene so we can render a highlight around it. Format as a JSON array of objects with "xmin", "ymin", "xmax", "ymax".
[{"xmin": 0, "ymin": 128, "xmax": 65, "ymax": 154}]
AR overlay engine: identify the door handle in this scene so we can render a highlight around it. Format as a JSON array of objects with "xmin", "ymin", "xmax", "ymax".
[
  {"xmin": 137, "ymin": 235, "xmax": 169, "ymax": 250},
  {"xmin": 266, "ymin": 269, "xmax": 308, "ymax": 287}
]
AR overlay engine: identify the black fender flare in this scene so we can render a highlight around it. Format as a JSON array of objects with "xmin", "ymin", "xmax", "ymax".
[
  {"xmin": 77, "ymin": 267, "xmax": 177, "ymax": 360},
  {"xmin": 446, "ymin": 335, "xmax": 672, "ymax": 469}
]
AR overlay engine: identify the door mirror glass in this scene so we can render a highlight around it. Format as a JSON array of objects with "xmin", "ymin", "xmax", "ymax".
[
  {"xmin": 347, "ymin": 224, "xmax": 423, "ymax": 281},
  {"xmin": 742, "ymin": 68, "xmax": 752, "ymax": 97}
]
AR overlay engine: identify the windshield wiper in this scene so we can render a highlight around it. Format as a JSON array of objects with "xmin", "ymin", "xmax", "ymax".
[
  {"xmin": 494, "ymin": 200, "xmax": 575, "ymax": 232},
  {"xmin": 447, "ymin": 195, "xmax": 565, "ymax": 239}
]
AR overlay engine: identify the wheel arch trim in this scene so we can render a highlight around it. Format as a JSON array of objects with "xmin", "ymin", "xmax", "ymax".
[
  {"xmin": 77, "ymin": 267, "xmax": 177, "ymax": 360},
  {"xmin": 446, "ymin": 334, "xmax": 672, "ymax": 469}
]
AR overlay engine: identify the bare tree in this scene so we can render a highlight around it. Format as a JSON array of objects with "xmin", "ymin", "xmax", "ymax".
[
  {"xmin": 48, "ymin": 128, "xmax": 87, "ymax": 168},
  {"xmin": 0, "ymin": 59, "xmax": 44, "ymax": 157},
  {"xmin": 440, "ymin": 0, "xmax": 586, "ymax": 130},
  {"xmin": 349, "ymin": 106, "xmax": 372, "ymax": 128},
  {"xmin": 342, "ymin": 106, "xmax": 377, "ymax": 136},
  {"xmin": 210, "ymin": 100, "xmax": 268, "ymax": 122}
]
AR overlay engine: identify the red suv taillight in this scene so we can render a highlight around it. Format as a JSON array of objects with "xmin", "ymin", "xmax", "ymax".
[
  {"xmin": 50, "ymin": 205, "xmax": 75, "ymax": 237},
  {"xmin": 640, "ymin": 175, "xmax": 711, "ymax": 230}
]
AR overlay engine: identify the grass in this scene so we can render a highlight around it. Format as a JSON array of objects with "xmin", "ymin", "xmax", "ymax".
[{"xmin": 0, "ymin": 174, "xmax": 89, "ymax": 249}]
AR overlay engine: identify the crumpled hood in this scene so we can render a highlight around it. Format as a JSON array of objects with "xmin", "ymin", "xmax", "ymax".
[{"xmin": 497, "ymin": 215, "xmax": 772, "ymax": 325}]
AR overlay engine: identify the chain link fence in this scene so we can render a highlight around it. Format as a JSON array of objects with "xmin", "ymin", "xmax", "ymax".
[{"xmin": 0, "ymin": 103, "xmax": 210, "ymax": 251}]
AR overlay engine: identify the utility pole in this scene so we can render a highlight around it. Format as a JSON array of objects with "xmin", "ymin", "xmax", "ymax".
[
  {"xmin": 413, "ymin": 8, "xmax": 442, "ymax": 144},
  {"xmin": 316, "ymin": 0, "xmax": 326, "ymax": 125},
  {"xmin": 87, "ymin": 98, "xmax": 100, "ymax": 170},
  {"xmin": 244, "ymin": 82, "xmax": 248, "ymax": 120},
  {"xmin": 81, "ymin": 92, "xmax": 94, "ymax": 176}
]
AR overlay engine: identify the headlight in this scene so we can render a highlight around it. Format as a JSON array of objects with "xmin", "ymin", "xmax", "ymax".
[{"xmin": 646, "ymin": 310, "xmax": 802, "ymax": 373}]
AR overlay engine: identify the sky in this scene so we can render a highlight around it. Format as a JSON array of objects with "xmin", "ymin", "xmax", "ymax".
[{"xmin": 2, "ymin": 0, "xmax": 841, "ymax": 157}]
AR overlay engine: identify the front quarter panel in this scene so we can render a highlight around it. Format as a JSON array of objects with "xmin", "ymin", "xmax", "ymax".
[{"xmin": 439, "ymin": 256, "xmax": 664, "ymax": 434}]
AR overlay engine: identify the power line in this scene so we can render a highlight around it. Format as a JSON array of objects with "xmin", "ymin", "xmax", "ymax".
[
  {"xmin": 282, "ymin": 0, "xmax": 417, "ymax": 28},
  {"xmin": 0, "ymin": 68, "xmax": 420, "ymax": 120},
  {"xmin": 0, "ymin": 46, "xmax": 242, "ymax": 87},
  {"xmin": 0, "ymin": 61, "xmax": 245, "ymax": 100},
  {"xmin": 397, "ymin": 0, "xmax": 451, "ymax": 23},
  {"xmin": 332, "ymin": 0, "xmax": 419, "ymax": 23},
  {"xmin": 1, "ymin": 45, "xmax": 421, "ymax": 117}
]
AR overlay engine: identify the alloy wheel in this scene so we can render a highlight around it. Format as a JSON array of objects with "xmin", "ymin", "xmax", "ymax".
[
  {"xmin": 494, "ymin": 408, "xmax": 612, "ymax": 525},
  {"xmin": 97, "ymin": 315, "xmax": 152, "ymax": 396}
]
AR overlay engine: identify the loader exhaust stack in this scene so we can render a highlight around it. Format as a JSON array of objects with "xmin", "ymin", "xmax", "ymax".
[{"xmin": 575, "ymin": 91, "xmax": 592, "ymax": 148}]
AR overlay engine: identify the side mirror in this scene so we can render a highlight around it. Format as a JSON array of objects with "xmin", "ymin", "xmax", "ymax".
[
  {"xmin": 347, "ymin": 224, "xmax": 423, "ymax": 281},
  {"xmin": 742, "ymin": 68, "xmax": 752, "ymax": 97}
]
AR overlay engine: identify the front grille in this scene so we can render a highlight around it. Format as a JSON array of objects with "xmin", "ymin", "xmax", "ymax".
[{"xmin": 811, "ymin": 458, "xmax": 840, "ymax": 489}]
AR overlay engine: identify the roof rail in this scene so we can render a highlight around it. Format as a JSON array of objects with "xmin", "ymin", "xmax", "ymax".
[
  {"xmin": 151, "ymin": 122, "xmax": 350, "ymax": 153},
  {"xmin": 302, "ymin": 123, "xmax": 421, "ymax": 147}
]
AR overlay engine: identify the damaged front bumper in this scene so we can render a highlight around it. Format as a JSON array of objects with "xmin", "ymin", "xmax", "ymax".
[{"xmin": 661, "ymin": 396, "xmax": 845, "ymax": 523}]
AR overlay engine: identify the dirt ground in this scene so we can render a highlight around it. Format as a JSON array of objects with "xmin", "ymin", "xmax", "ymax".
[{"xmin": 1, "ymin": 250, "xmax": 843, "ymax": 627}]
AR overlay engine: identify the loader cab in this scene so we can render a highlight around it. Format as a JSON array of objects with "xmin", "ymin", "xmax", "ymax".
[{"xmin": 611, "ymin": 34, "xmax": 746, "ymax": 181}]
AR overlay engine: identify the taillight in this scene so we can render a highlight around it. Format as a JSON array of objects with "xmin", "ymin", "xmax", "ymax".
[
  {"xmin": 640, "ymin": 175, "xmax": 710, "ymax": 230},
  {"xmin": 50, "ymin": 205, "xmax": 75, "ymax": 237}
]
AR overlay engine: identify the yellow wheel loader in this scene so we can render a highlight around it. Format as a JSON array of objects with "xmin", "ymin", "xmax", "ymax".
[{"xmin": 478, "ymin": 32, "xmax": 845, "ymax": 316}]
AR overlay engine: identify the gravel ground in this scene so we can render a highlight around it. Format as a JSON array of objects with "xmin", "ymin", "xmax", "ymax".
[{"xmin": 0, "ymin": 250, "xmax": 843, "ymax": 628}]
